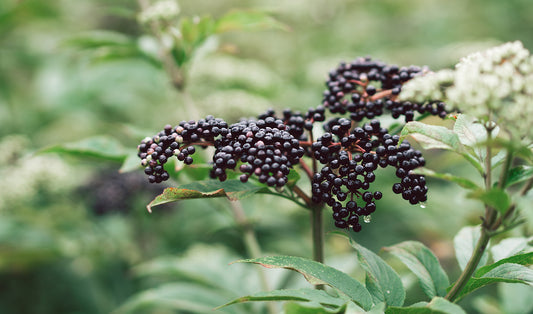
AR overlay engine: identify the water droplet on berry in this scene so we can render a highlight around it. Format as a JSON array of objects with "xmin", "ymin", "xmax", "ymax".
[
  {"xmin": 386, "ymin": 290, "xmax": 391, "ymax": 294},
  {"xmin": 420, "ymin": 203, "xmax": 426, "ymax": 209},
  {"xmin": 363, "ymin": 215, "xmax": 371, "ymax": 223}
]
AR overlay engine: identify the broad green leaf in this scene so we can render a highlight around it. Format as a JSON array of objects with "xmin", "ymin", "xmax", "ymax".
[
  {"xmin": 146, "ymin": 179, "xmax": 269, "ymax": 212},
  {"xmin": 386, "ymin": 297, "xmax": 466, "ymax": 314},
  {"xmin": 453, "ymin": 114, "xmax": 487, "ymax": 160},
  {"xmin": 238, "ymin": 256, "xmax": 373, "ymax": 310},
  {"xmin": 350, "ymin": 240, "xmax": 405, "ymax": 307},
  {"xmin": 218, "ymin": 289, "xmax": 346, "ymax": 310},
  {"xmin": 215, "ymin": 10, "xmax": 290, "ymax": 34},
  {"xmin": 467, "ymin": 188, "xmax": 511, "ymax": 214},
  {"xmin": 115, "ymin": 282, "xmax": 245, "ymax": 314},
  {"xmin": 400, "ymin": 122, "xmax": 483, "ymax": 174},
  {"xmin": 453, "ymin": 226, "xmax": 488, "ymax": 271},
  {"xmin": 413, "ymin": 168, "xmax": 479, "ymax": 190},
  {"xmin": 455, "ymin": 263, "xmax": 533, "ymax": 302},
  {"xmin": 400, "ymin": 122, "xmax": 463, "ymax": 151},
  {"xmin": 284, "ymin": 301, "xmax": 347, "ymax": 314},
  {"xmin": 384, "ymin": 241, "xmax": 449, "ymax": 298},
  {"xmin": 491, "ymin": 237, "xmax": 530, "ymax": 262},
  {"xmin": 38, "ymin": 136, "xmax": 128, "ymax": 162},
  {"xmin": 286, "ymin": 169, "xmax": 301, "ymax": 188},
  {"xmin": 475, "ymin": 252, "xmax": 533, "ymax": 277},
  {"xmin": 506, "ymin": 166, "xmax": 533, "ymax": 188}
]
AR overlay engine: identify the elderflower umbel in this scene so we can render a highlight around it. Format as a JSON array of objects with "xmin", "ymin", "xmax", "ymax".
[
  {"xmin": 400, "ymin": 41, "xmax": 533, "ymax": 140},
  {"xmin": 138, "ymin": 0, "xmax": 180, "ymax": 24}
]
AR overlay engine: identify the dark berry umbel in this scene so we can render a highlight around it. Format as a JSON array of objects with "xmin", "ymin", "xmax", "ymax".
[
  {"xmin": 138, "ymin": 116, "xmax": 229, "ymax": 183},
  {"xmin": 138, "ymin": 115, "xmax": 305, "ymax": 188},
  {"xmin": 210, "ymin": 117, "xmax": 305, "ymax": 187},
  {"xmin": 311, "ymin": 118, "xmax": 428, "ymax": 232},
  {"xmin": 322, "ymin": 57, "xmax": 449, "ymax": 122}
]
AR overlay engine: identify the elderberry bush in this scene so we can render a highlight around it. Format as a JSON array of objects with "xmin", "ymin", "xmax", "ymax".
[{"xmin": 137, "ymin": 56, "xmax": 451, "ymax": 232}]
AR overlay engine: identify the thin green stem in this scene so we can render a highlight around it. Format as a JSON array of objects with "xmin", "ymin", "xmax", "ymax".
[
  {"xmin": 229, "ymin": 200, "xmax": 278, "ymax": 314},
  {"xmin": 446, "ymin": 122, "xmax": 497, "ymax": 302},
  {"xmin": 445, "ymin": 227, "xmax": 491, "ymax": 302}
]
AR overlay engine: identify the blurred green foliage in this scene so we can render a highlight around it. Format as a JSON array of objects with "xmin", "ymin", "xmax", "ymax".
[{"xmin": 1, "ymin": 0, "xmax": 532, "ymax": 313}]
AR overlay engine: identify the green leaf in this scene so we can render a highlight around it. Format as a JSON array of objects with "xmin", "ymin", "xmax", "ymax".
[
  {"xmin": 238, "ymin": 256, "xmax": 373, "ymax": 310},
  {"xmin": 386, "ymin": 297, "xmax": 466, "ymax": 314},
  {"xmin": 384, "ymin": 241, "xmax": 450, "ymax": 298},
  {"xmin": 453, "ymin": 114, "xmax": 487, "ymax": 160},
  {"xmin": 467, "ymin": 188, "xmax": 511, "ymax": 214},
  {"xmin": 453, "ymin": 226, "xmax": 488, "ymax": 271},
  {"xmin": 491, "ymin": 237, "xmax": 531, "ymax": 262},
  {"xmin": 401, "ymin": 122, "xmax": 463, "ymax": 151},
  {"xmin": 413, "ymin": 168, "xmax": 479, "ymax": 190},
  {"xmin": 506, "ymin": 166, "xmax": 533, "ymax": 188},
  {"xmin": 115, "ymin": 283, "xmax": 246, "ymax": 314},
  {"xmin": 215, "ymin": 9, "xmax": 290, "ymax": 34},
  {"xmin": 218, "ymin": 289, "xmax": 346, "ymax": 310},
  {"xmin": 350, "ymin": 240, "xmax": 405, "ymax": 307},
  {"xmin": 401, "ymin": 122, "xmax": 483, "ymax": 174},
  {"xmin": 146, "ymin": 179, "xmax": 269, "ymax": 212},
  {"xmin": 38, "ymin": 136, "xmax": 128, "ymax": 162},
  {"xmin": 284, "ymin": 301, "xmax": 347, "ymax": 314},
  {"xmin": 455, "ymin": 263, "xmax": 533, "ymax": 302},
  {"xmin": 286, "ymin": 169, "xmax": 301, "ymax": 188},
  {"xmin": 475, "ymin": 252, "xmax": 533, "ymax": 277},
  {"xmin": 64, "ymin": 30, "xmax": 134, "ymax": 49}
]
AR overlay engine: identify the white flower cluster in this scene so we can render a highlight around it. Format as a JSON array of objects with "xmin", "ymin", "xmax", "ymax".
[
  {"xmin": 138, "ymin": 0, "xmax": 180, "ymax": 24},
  {"xmin": 0, "ymin": 135, "xmax": 83, "ymax": 209},
  {"xmin": 400, "ymin": 41, "xmax": 533, "ymax": 139}
]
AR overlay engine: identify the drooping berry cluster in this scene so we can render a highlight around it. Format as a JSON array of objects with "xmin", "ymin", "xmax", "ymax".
[
  {"xmin": 210, "ymin": 117, "xmax": 305, "ymax": 186},
  {"xmin": 322, "ymin": 57, "xmax": 449, "ymax": 122},
  {"xmin": 137, "ymin": 115, "xmax": 305, "ymax": 187},
  {"xmin": 137, "ymin": 116, "xmax": 228, "ymax": 183},
  {"xmin": 310, "ymin": 118, "xmax": 427, "ymax": 232}
]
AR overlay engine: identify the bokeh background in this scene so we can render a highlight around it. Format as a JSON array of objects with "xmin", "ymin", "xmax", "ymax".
[{"xmin": 1, "ymin": 0, "xmax": 532, "ymax": 313}]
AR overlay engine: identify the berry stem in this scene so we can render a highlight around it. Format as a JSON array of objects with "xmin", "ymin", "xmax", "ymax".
[{"xmin": 299, "ymin": 159, "xmax": 314, "ymax": 180}]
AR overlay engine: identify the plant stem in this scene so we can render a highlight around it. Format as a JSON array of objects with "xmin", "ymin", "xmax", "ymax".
[
  {"xmin": 229, "ymin": 200, "xmax": 277, "ymax": 314},
  {"xmin": 446, "ymin": 122, "xmax": 497, "ymax": 302},
  {"xmin": 444, "ymin": 226, "xmax": 491, "ymax": 302}
]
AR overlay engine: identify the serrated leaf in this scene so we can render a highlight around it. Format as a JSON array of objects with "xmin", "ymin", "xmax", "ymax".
[
  {"xmin": 384, "ymin": 241, "xmax": 450, "ymax": 298},
  {"xmin": 237, "ymin": 256, "xmax": 373, "ymax": 310},
  {"xmin": 453, "ymin": 226, "xmax": 488, "ymax": 272},
  {"xmin": 350, "ymin": 240, "xmax": 405, "ymax": 307},
  {"xmin": 218, "ymin": 289, "xmax": 346, "ymax": 310},
  {"xmin": 215, "ymin": 9, "xmax": 290, "ymax": 34},
  {"xmin": 455, "ymin": 262, "xmax": 533, "ymax": 302},
  {"xmin": 506, "ymin": 166, "xmax": 533, "ymax": 188},
  {"xmin": 386, "ymin": 297, "xmax": 466, "ymax": 314},
  {"xmin": 475, "ymin": 252, "xmax": 533, "ymax": 277},
  {"xmin": 467, "ymin": 188, "xmax": 511, "ymax": 214},
  {"xmin": 401, "ymin": 122, "xmax": 483, "ymax": 174},
  {"xmin": 401, "ymin": 122, "xmax": 462, "ymax": 151},
  {"xmin": 146, "ymin": 179, "xmax": 269, "ymax": 212},
  {"xmin": 491, "ymin": 238, "xmax": 531, "ymax": 262},
  {"xmin": 413, "ymin": 168, "xmax": 479, "ymax": 190},
  {"xmin": 38, "ymin": 136, "xmax": 128, "ymax": 162}
]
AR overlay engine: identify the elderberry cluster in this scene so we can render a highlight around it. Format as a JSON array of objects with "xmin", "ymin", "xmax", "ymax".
[
  {"xmin": 210, "ymin": 117, "xmax": 305, "ymax": 186},
  {"xmin": 137, "ymin": 115, "xmax": 305, "ymax": 188},
  {"xmin": 258, "ymin": 107, "xmax": 326, "ymax": 141},
  {"xmin": 137, "ymin": 116, "xmax": 228, "ymax": 183},
  {"xmin": 322, "ymin": 57, "xmax": 449, "ymax": 122},
  {"xmin": 310, "ymin": 118, "xmax": 427, "ymax": 232}
]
